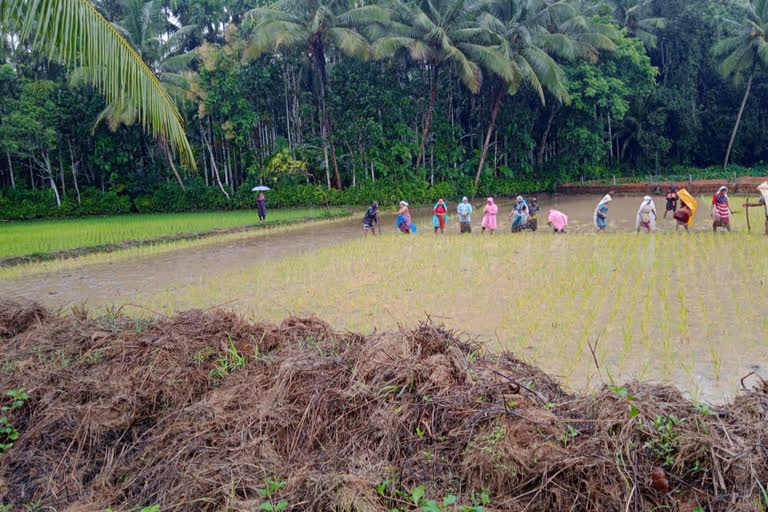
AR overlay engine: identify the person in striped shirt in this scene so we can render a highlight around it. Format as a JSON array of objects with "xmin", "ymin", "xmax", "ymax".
[{"xmin": 711, "ymin": 186, "xmax": 732, "ymax": 232}]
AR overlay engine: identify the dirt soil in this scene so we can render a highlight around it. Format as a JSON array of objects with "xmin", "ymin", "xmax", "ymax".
[
  {"xmin": 0, "ymin": 300, "xmax": 766, "ymax": 511},
  {"xmin": 558, "ymin": 177, "xmax": 768, "ymax": 195}
]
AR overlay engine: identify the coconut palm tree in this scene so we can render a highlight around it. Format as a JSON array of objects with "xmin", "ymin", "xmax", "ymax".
[
  {"xmin": 0, "ymin": 0, "xmax": 195, "ymax": 167},
  {"xmin": 595, "ymin": 0, "xmax": 665, "ymax": 48},
  {"xmin": 713, "ymin": 0, "xmax": 768, "ymax": 169},
  {"xmin": 473, "ymin": 0, "xmax": 617, "ymax": 187},
  {"xmin": 87, "ymin": 0, "xmax": 196, "ymax": 189},
  {"xmin": 372, "ymin": 0, "xmax": 514, "ymax": 171},
  {"xmin": 245, "ymin": 0, "xmax": 389, "ymax": 190}
]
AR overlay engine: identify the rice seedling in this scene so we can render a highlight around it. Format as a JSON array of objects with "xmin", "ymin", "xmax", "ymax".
[
  {"xmin": 9, "ymin": 229, "xmax": 764, "ymax": 401},
  {"xmin": 0, "ymin": 208, "xmax": 348, "ymax": 259},
  {"xmin": 0, "ymin": 215, "xmax": 351, "ymax": 280}
]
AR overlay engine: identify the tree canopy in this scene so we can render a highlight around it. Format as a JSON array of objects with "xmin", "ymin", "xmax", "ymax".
[{"xmin": 2, "ymin": 0, "xmax": 768, "ymax": 215}]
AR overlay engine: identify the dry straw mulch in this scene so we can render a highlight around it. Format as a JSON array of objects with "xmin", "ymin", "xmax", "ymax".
[{"xmin": 0, "ymin": 299, "xmax": 766, "ymax": 511}]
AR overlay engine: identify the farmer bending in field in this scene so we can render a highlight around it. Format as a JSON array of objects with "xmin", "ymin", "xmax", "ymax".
[
  {"xmin": 527, "ymin": 197, "xmax": 540, "ymax": 231},
  {"xmin": 743, "ymin": 181, "xmax": 768, "ymax": 235},
  {"xmin": 362, "ymin": 201, "xmax": 379, "ymax": 236},
  {"xmin": 711, "ymin": 186, "xmax": 732, "ymax": 232},
  {"xmin": 457, "ymin": 197, "xmax": 472, "ymax": 233},
  {"xmin": 510, "ymin": 196, "xmax": 529, "ymax": 233},
  {"xmin": 636, "ymin": 196, "xmax": 657, "ymax": 233},
  {"xmin": 664, "ymin": 185, "xmax": 678, "ymax": 219},
  {"xmin": 594, "ymin": 194, "xmax": 611, "ymax": 231},
  {"xmin": 674, "ymin": 201, "xmax": 693, "ymax": 231},
  {"xmin": 394, "ymin": 201, "xmax": 414, "ymax": 234},
  {"xmin": 547, "ymin": 209, "xmax": 568, "ymax": 233}
]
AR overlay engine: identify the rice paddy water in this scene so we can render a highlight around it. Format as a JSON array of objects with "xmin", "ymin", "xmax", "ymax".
[{"xmin": 2, "ymin": 195, "xmax": 766, "ymax": 402}]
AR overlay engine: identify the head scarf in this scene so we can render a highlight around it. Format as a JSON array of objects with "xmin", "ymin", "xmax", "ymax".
[
  {"xmin": 548, "ymin": 209, "xmax": 568, "ymax": 231},
  {"xmin": 670, "ymin": 185, "xmax": 677, "ymax": 192},
  {"xmin": 400, "ymin": 201, "xmax": 409, "ymax": 207},
  {"xmin": 516, "ymin": 196, "xmax": 523, "ymax": 202},
  {"xmin": 636, "ymin": 196, "xmax": 657, "ymax": 230},
  {"xmin": 462, "ymin": 196, "xmax": 468, "ymax": 203},
  {"xmin": 717, "ymin": 186, "xmax": 728, "ymax": 196},
  {"xmin": 487, "ymin": 197, "xmax": 494, "ymax": 204},
  {"xmin": 758, "ymin": 181, "xmax": 768, "ymax": 204},
  {"xmin": 594, "ymin": 194, "xmax": 612, "ymax": 228},
  {"xmin": 484, "ymin": 197, "xmax": 498, "ymax": 215},
  {"xmin": 372, "ymin": 201, "xmax": 378, "ymax": 208}
]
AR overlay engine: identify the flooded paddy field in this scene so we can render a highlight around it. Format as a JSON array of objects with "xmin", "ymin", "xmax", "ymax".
[{"xmin": 2, "ymin": 194, "xmax": 765, "ymax": 401}]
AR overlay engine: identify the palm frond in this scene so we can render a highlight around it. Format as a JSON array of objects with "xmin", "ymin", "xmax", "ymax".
[
  {"xmin": 160, "ymin": 52, "xmax": 196, "ymax": 73},
  {"xmin": 245, "ymin": 20, "xmax": 310, "ymax": 58},
  {"xmin": 2, "ymin": 0, "xmax": 195, "ymax": 166},
  {"xmin": 372, "ymin": 36, "xmax": 413, "ymax": 59},
  {"xmin": 457, "ymin": 42, "xmax": 514, "ymax": 82},
  {"xmin": 336, "ymin": 5, "xmax": 391, "ymax": 28},
  {"xmin": 327, "ymin": 27, "xmax": 371, "ymax": 60},
  {"xmin": 717, "ymin": 45, "xmax": 754, "ymax": 79},
  {"xmin": 409, "ymin": 39, "xmax": 435, "ymax": 60},
  {"xmin": 444, "ymin": 44, "xmax": 481, "ymax": 92},
  {"xmin": 244, "ymin": 7, "xmax": 301, "ymax": 24},
  {"xmin": 521, "ymin": 46, "xmax": 568, "ymax": 102}
]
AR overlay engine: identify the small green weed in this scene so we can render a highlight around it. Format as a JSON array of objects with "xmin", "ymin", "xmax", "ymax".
[
  {"xmin": 106, "ymin": 505, "xmax": 160, "ymax": 512},
  {"xmin": 1, "ymin": 388, "xmax": 29, "ymax": 455},
  {"xmin": 644, "ymin": 415, "xmax": 683, "ymax": 467},
  {"xmin": 555, "ymin": 425, "xmax": 580, "ymax": 447},
  {"xmin": 608, "ymin": 385, "xmax": 639, "ymax": 418},
  {"xmin": 256, "ymin": 476, "xmax": 289, "ymax": 512},
  {"xmin": 209, "ymin": 336, "xmax": 247, "ymax": 381}
]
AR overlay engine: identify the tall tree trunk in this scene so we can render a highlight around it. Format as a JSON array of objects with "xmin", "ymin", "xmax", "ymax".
[
  {"xmin": 284, "ymin": 65, "xmax": 292, "ymax": 149},
  {"xmin": 538, "ymin": 106, "xmax": 558, "ymax": 163},
  {"xmin": 474, "ymin": 83, "xmax": 504, "ymax": 188},
  {"xmin": 58, "ymin": 147, "xmax": 66, "ymax": 196},
  {"xmin": 723, "ymin": 71, "xmax": 753, "ymax": 169},
  {"xmin": 68, "ymin": 138, "xmax": 81, "ymax": 204},
  {"xmin": 203, "ymin": 121, "xmax": 230, "ymax": 200},
  {"xmin": 417, "ymin": 64, "xmax": 439, "ymax": 170},
  {"xmin": 163, "ymin": 138, "xmax": 186, "ymax": 191},
  {"xmin": 321, "ymin": 120, "xmax": 331, "ymax": 189},
  {"xmin": 6, "ymin": 149, "xmax": 14, "ymax": 189},
  {"xmin": 315, "ymin": 42, "xmax": 342, "ymax": 190},
  {"xmin": 607, "ymin": 112, "xmax": 613, "ymax": 161},
  {"xmin": 42, "ymin": 154, "xmax": 61, "ymax": 207}
]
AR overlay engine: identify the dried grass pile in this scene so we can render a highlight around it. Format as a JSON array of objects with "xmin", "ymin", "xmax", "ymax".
[{"xmin": 0, "ymin": 299, "xmax": 766, "ymax": 511}]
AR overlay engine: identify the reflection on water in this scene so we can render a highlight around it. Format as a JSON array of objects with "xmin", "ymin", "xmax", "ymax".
[{"xmin": 1, "ymin": 194, "xmax": 764, "ymax": 402}]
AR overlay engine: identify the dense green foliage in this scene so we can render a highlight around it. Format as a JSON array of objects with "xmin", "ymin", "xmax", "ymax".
[
  {"xmin": 2, "ymin": 0, "xmax": 768, "ymax": 219},
  {"xmin": 0, "ymin": 208, "xmax": 344, "ymax": 258}
]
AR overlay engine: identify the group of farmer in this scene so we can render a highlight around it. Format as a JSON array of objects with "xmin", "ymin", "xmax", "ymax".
[
  {"xmin": 364, "ymin": 196, "xmax": 569, "ymax": 235},
  {"xmin": 361, "ymin": 181, "xmax": 768, "ymax": 236}
]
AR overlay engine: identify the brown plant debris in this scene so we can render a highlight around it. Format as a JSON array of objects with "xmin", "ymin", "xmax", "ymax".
[{"xmin": 0, "ymin": 300, "xmax": 766, "ymax": 511}]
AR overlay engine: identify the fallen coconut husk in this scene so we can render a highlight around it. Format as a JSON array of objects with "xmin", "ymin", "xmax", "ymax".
[{"xmin": 0, "ymin": 300, "xmax": 766, "ymax": 511}]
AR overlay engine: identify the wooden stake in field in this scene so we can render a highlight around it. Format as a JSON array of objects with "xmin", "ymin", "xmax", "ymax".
[{"xmin": 746, "ymin": 196, "xmax": 751, "ymax": 232}]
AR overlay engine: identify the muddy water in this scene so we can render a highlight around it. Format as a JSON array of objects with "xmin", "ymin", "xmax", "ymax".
[{"xmin": 1, "ymin": 194, "xmax": 759, "ymax": 401}]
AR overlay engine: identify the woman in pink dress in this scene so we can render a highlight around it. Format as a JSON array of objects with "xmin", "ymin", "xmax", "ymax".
[
  {"xmin": 481, "ymin": 197, "xmax": 498, "ymax": 234},
  {"xmin": 547, "ymin": 209, "xmax": 568, "ymax": 233}
]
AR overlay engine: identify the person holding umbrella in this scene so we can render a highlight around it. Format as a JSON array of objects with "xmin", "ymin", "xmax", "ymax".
[{"xmin": 252, "ymin": 185, "xmax": 270, "ymax": 221}]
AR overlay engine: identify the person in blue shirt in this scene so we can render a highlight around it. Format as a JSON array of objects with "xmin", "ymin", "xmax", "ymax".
[{"xmin": 457, "ymin": 197, "xmax": 472, "ymax": 233}]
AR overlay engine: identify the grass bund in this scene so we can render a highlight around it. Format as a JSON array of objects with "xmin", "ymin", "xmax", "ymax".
[
  {"xmin": 113, "ymin": 231, "xmax": 768, "ymax": 402},
  {"xmin": 0, "ymin": 208, "xmax": 348, "ymax": 260},
  {"xmin": 0, "ymin": 215, "xmax": 353, "ymax": 281}
]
